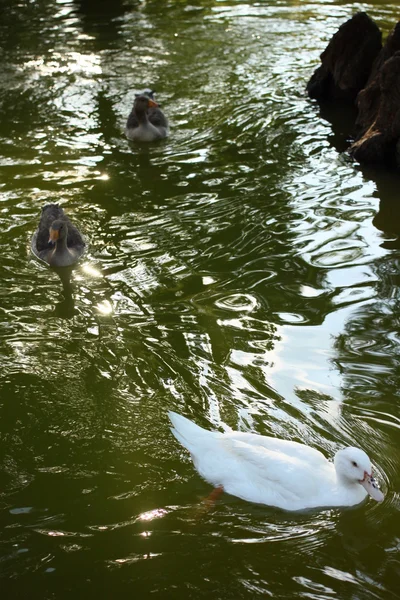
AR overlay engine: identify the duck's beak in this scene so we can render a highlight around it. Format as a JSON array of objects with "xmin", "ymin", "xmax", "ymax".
[
  {"xmin": 148, "ymin": 99, "xmax": 158, "ymax": 108},
  {"xmin": 360, "ymin": 471, "xmax": 384, "ymax": 502},
  {"xmin": 49, "ymin": 228, "xmax": 59, "ymax": 244}
]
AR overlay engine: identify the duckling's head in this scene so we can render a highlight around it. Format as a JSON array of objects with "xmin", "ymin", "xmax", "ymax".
[
  {"xmin": 334, "ymin": 447, "xmax": 384, "ymax": 501},
  {"xmin": 49, "ymin": 219, "xmax": 68, "ymax": 244},
  {"xmin": 133, "ymin": 94, "xmax": 158, "ymax": 114}
]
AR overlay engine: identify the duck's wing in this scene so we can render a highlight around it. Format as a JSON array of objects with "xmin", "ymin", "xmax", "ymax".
[
  {"xmin": 33, "ymin": 204, "xmax": 85, "ymax": 253},
  {"xmin": 127, "ymin": 108, "xmax": 168, "ymax": 130},
  {"xmin": 31, "ymin": 229, "xmax": 51, "ymax": 262},
  {"xmin": 231, "ymin": 431, "xmax": 329, "ymax": 466},
  {"xmin": 126, "ymin": 109, "xmax": 138, "ymax": 130},
  {"xmin": 34, "ymin": 204, "xmax": 65, "ymax": 252},
  {"xmin": 148, "ymin": 107, "xmax": 168, "ymax": 129},
  {"xmin": 66, "ymin": 220, "xmax": 85, "ymax": 249},
  {"xmin": 220, "ymin": 438, "xmax": 329, "ymax": 506}
]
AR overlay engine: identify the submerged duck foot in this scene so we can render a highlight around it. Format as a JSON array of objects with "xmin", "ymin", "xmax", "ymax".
[{"xmin": 199, "ymin": 485, "xmax": 224, "ymax": 510}]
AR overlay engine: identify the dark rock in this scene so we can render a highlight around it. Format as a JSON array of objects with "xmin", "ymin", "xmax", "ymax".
[
  {"xmin": 350, "ymin": 50, "xmax": 400, "ymax": 165},
  {"xmin": 307, "ymin": 12, "xmax": 382, "ymax": 102},
  {"xmin": 366, "ymin": 22, "xmax": 400, "ymax": 84},
  {"xmin": 354, "ymin": 22, "xmax": 400, "ymax": 136}
]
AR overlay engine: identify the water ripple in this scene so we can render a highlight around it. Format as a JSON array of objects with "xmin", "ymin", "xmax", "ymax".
[{"xmin": 0, "ymin": 1, "xmax": 399, "ymax": 598}]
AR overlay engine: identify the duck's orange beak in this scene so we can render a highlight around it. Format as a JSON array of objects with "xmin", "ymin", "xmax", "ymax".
[
  {"xmin": 49, "ymin": 228, "xmax": 59, "ymax": 244},
  {"xmin": 148, "ymin": 99, "xmax": 158, "ymax": 108}
]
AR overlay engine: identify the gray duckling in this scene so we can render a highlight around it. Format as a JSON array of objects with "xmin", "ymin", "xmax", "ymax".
[
  {"xmin": 125, "ymin": 93, "xmax": 169, "ymax": 142},
  {"xmin": 31, "ymin": 204, "xmax": 85, "ymax": 267}
]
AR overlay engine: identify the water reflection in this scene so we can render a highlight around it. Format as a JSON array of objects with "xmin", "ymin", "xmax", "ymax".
[
  {"xmin": 317, "ymin": 99, "xmax": 359, "ymax": 153},
  {"xmin": 74, "ymin": 0, "xmax": 130, "ymax": 45},
  {"xmin": 370, "ymin": 169, "xmax": 400, "ymax": 249},
  {"xmin": 1, "ymin": 0, "xmax": 400, "ymax": 598},
  {"xmin": 51, "ymin": 266, "xmax": 76, "ymax": 318},
  {"xmin": 313, "ymin": 92, "xmax": 400, "ymax": 249}
]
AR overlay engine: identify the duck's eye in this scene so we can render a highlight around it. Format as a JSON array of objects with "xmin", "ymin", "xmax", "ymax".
[{"xmin": 352, "ymin": 461, "xmax": 358, "ymax": 467}]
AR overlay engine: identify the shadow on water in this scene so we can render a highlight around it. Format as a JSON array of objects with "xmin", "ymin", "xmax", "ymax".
[
  {"xmin": 51, "ymin": 266, "xmax": 76, "ymax": 318},
  {"xmin": 317, "ymin": 98, "xmax": 400, "ymax": 247},
  {"xmin": 73, "ymin": 0, "xmax": 132, "ymax": 45},
  {"xmin": 368, "ymin": 168, "xmax": 400, "ymax": 249},
  {"xmin": 316, "ymin": 100, "xmax": 359, "ymax": 153}
]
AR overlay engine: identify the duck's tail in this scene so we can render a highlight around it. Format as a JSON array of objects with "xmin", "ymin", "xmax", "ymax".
[{"xmin": 168, "ymin": 411, "xmax": 215, "ymax": 452}]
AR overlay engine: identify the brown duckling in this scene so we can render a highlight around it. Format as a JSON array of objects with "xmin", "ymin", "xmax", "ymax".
[{"xmin": 31, "ymin": 204, "xmax": 85, "ymax": 267}]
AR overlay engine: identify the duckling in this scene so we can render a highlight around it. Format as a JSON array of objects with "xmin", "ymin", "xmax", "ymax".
[
  {"xmin": 125, "ymin": 94, "xmax": 169, "ymax": 142},
  {"xmin": 31, "ymin": 204, "xmax": 85, "ymax": 267}
]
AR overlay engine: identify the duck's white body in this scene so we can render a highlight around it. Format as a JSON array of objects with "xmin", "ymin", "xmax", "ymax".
[
  {"xmin": 125, "ymin": 121, "xmax": 168, "ymax": 142},
  {"xmin": 169, "ymin": 412, "xmax": 384, "ymax": 511}
]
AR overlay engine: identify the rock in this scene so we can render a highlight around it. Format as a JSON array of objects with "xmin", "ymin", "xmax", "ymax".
[
  {"xmin": 355, "ymin": 22, "xmax": 400, "ymax": 134},
  {"xmin": 349, "ymin": 22, "xmax": 400, "ymax": 167},
  {"xmin": 366, "ymin": 22, "xmax": 400, "ymax": 84},
  {"xmin": 307, "ymin": 13, "xmax": 400, "ymax": 168},
  {"xmin": 349, "ymin": 50, "xmax": 400, "ymax": 165},
  {"xmin": 307, "ymin": 12, "xmax": 382, "ymax": 102}
]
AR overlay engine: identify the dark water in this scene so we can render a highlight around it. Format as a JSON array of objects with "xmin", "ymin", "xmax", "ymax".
[{"xmin": 1, "ymin": 0, "xmax": 400, "ymax": 597}]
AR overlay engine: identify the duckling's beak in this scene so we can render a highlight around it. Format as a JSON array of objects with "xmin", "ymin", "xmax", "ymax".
[
  {"xmin": 49, "ymin": 228, "xmax": 59, "ymax": 244},
  {"xmin": 148, "ymin": 99, "xmax": 158, "ymax": 108},
  {"xmin": 360, "ymin": 471, "xmax": 384, "ymax": 502}
]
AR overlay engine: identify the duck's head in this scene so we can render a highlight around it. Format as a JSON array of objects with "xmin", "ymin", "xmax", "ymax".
[
  {"xmin": 135, "ymin": 88, "xmax": 155, "ymax": 100},
  {"xmin": 334, "ymin": 447, "xmax": 384, "ymax": 502},
  {"xmin": 133, "ymin": 95, "xmax": 158, "ymax": 114},
  {"xmin": 49, "ymin": 219, "xmax": 67, "ymax": 244}
]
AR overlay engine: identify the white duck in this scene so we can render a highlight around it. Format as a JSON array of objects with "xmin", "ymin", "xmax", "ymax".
[{"xmin": 168, "ymin": 412, "xmax": 384, "ymax": 511}]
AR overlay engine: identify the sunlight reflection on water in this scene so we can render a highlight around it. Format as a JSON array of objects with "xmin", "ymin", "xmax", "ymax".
[{"xmin": 0, "ymin": 0, "xmax": 399, "ymax": 598}]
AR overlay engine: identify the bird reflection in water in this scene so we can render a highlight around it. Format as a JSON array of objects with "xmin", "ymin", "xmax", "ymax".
[
  {"xmin": 51, "ymin": 263, "xmax": 108, "ymax": 319},
  {"xmin": 51, "ymin": 265, "xmax": 76, "ymax": 319}
]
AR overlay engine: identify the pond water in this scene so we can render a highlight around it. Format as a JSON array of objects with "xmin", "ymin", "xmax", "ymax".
[{"xmin": 1, "ymin": 0, "xmax": 400, "ymax": 597}]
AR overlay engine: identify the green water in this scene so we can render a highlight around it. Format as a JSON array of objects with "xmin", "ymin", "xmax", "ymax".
[{"xmin": 1, "ymin": 0, "xmax": 400, "ymax": 597}]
